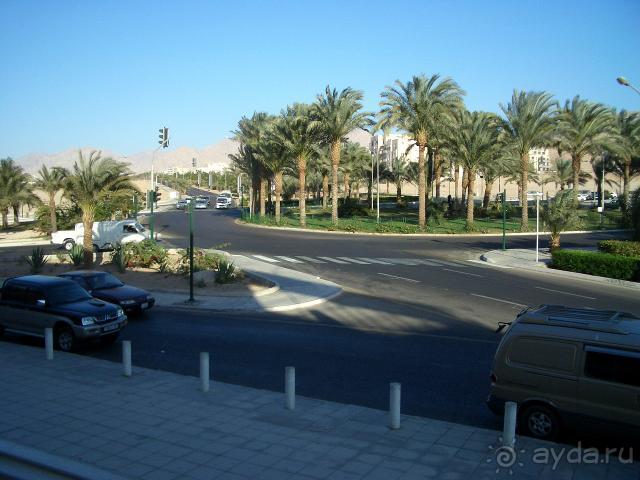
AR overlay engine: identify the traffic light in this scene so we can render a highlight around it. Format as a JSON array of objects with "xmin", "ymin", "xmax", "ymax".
[
  {"xmin": 154, "ymin": 186, "xmax": 162, "ymax": 202},
  {"xmin": 158, "ymin": 127, "xmax": 169, "ymax": 148}
]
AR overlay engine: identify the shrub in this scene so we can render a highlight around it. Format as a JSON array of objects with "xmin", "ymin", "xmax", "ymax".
[
  {"xmin": 25, "ymin": 247, "xmax": 48, "ymax": 274},
  {"xmin": 551, "ymin": 249, "xmax": 640, "ymax": 281},
  {"xmin": 542, "ymin": 190, "xmax": 581, "ymax": 249},
  {"xmin": 110, "ymin": 245, "xmax": 130, "ymax": 273},
  {"xmin": 69, "ymin": 244, "xmax": 84, "ymax": 266},
  {"xmin": 215, "ymin": 258, "xmax": 237, "ymax": 284},
  {"xmin": 631, "ymin": 187, "xmax": 640, "ymax": 240},
  {"xmin": 338, "ymin": 198, "xmax": 369, "ymax": 217},
  {"xmin": 124, "ymin": 240, "xmax": 168, "ymax": 269},
  {"xmin": 427, "ymin": 202, "xmax": 446, "ymax": 225},
  {"xmin": 34, "ymin": 204, "xmax": 81, "ymax": 233},
  {"xmin": 598, "ymin": 240, "xmax": 640, "ymax": 258},
  {"xmin": 178, "ymin": 248, "xmax": 223, "ymax": 274},
  {"xmin": 55, "ymin": 251, "xmax": 67, "ymax": 264}
]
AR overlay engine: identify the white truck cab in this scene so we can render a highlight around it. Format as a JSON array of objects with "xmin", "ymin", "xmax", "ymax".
[{"xmin": 51, "ymin": 220, "xmax": 149, "ymax": 251}]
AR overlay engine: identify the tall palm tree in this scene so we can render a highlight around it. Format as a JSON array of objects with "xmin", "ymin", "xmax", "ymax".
[
  {"xmin": 380, "ymin": 74, "xmax": 465, "ymax": 228},
  {"xmin": 610, "ymin": 110, "xmax": 640, "ymax": 211},
  {"xmin": 384, "ymin": 155, "xmax": 412, "ymax": 205},
  {"xmin": 500, "ymin": 90, "xmax": 557, "ymax": 230},
  {"xmin": 312, "ymin": 86, "xmax": 372, "ymax": 224},
  {"xmin": 0, "ymin": 158, "xmax": 38, "ymax": 229},
  {"xmin": 34, "ymin": 165, "xmax": 68, "ymax": 233},
  {"xmin": 64, "ymin": 151, "xmax": 135, "ymax": 267},
  {"xmin": 556, "ymin": 97, "xmax": 615, "ymax": 202},
  {"xmin": 445, "ymin": 110, "xmax": 502, "ymax": 229},
  {"xmin": 275, "ymin": 104, "xmax": 318, "ymax": 227}
]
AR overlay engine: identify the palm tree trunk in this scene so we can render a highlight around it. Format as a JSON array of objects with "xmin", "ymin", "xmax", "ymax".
[
  {"xmin": 466, "ymin": 172, "xmax": 475, "ymax": 228},
  {"xmin": 344, "ymin": 175, "xmax": 349, "ymax": 200},
  {"xmin": 418, "ymin": 144, "xmax": 426, "ymax": 228},
  {"xmin": 623, "ymin": 158, "xmax": 631, "ymax": 211},
  {"xmin": 81, "ymin": 207, "xmax": 95, "ymax": 268},
  {"xmin": 435, "ymin": 152, "xmax": 443, "ymax": 199},
  {"xmin": 297, "ymin": 155, "xmax": 306, "ymax": 227},
  {"xmin": 550, "ymin": 232, "xmax": 561, "ymax": 250},
  {"xmin": 259, "ymin": 176, "xmax": 267, "ymax": 216},
  {"xmin": 461, "ymin": 167, "xmax": 468, "ymax": 207},
  {"xmin": 12, "ymin": 205, "xmax": 20, "ymax": 225},
  {"xmin": 483, "ymin": 178, "xmax": 493, "ymax": 209},
  {"xmin": 49, "ymin": 192, "xmax": 58, "ymax": 233},
  {"xmin": 322, "ymin": 174, "xmax": 329, "ymax": 209},
  {"xmin": 331, "ymin": 141, "xmax": 340, "ymax": 224},
  {"xmin": 454, "ymin": 163, "xmax": 459, "ymax": 200},
  {"xmin": 396, "ymin": 183, "xmax": 402, "ymax": 205},
  {"xmin": 274, "ymin": 171, "xmax": 282, "ymax": 224},
  {"xmin": 1, "ymin": 211, "xmax": 8, "ymax": 230},
  {"xmin": 520, "ymin": 153, "xmax": 529, "ymax": 231},
  {"xmin": 571, "ymin": 154, "xmax": 580, "ymax": 203}
]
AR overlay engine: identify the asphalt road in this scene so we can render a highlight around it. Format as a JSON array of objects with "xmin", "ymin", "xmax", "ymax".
[{"xmin": 4, "ymin": 190, "xmax": 639, "ymax": 443}]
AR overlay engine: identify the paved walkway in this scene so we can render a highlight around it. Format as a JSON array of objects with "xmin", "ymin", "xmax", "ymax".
[{"xmin": 0, "ymin": 343, "xmax": 636, "ymax": 479}]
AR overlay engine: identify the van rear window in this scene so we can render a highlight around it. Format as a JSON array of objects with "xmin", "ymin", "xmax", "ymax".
[
  {"xmin": 508, "ymin": 338, "xmax": 577, "ymax": 373},
  {"xmin": 584, "ymin": 348, "xmax": 640, "ymax": 388}
]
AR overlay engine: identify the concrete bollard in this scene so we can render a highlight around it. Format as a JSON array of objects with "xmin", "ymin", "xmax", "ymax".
[
  {"xmin": 45, "ymin": 328, "xmax": 54, "ymax": 360},
  {"xmin": 389, "ymin": 382, "xmax": 401, "ymax": 429},
  {"xmin": 285, "ymin": 366, "xmax": 295, "ymax": 410},
  {"xmin": 502, "ymin": 401, "xmax": 518, "ymax": 447},
  {"xmin": 200, "ymin": 352, "xmax": 210, "ymax": 392},
  {"xmin": 122, "ymin": 341, "xmax": 132, "ymax": 377}
]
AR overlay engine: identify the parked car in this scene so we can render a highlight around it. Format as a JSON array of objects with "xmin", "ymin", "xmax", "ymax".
[
  {"xmin": 0, "ymin": 275, "xmax": 127, "ymax": 351},
  {"xmin": 577, "ymin": 190, "xmax": 590, "ymax": 201},
  {"xmin": 215, "ymin": 197, "xmax": 231, "ymax": 209},
  {"xmin": 58, "ymin": 271, "xmax": 154, "ymax": 315},
  {"xmin": 487, "ymin": 304, "xmax": 640, "ymax": 440},
  {"xmin": 51, "ymin": 220, "xmax": 148, "ymax": 251}
]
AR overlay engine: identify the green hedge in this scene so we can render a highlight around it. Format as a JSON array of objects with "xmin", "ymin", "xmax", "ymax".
[
  {"xmin": 551, "ymin": 249, "xmax": 640, "ymax": 281},
  {"xmin": 598, "ymin": 240, "xmax": 640, "ymax": 257}
]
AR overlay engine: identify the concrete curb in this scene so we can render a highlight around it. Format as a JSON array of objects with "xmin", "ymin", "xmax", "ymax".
[
  {"xmin": 235, "ymin": 219, "xmax": 631, "ymax": 238},
  {"xmin": 480, "ymin": 250, "xmax": 640, "ymax": 291},
  {"xmin": 0, "ymin": 239, "xmax": 51, "ymax": 248}
]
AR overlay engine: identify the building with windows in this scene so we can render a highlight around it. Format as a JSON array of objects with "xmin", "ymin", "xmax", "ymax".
[{"xmin": 369, "ymin": 134, "xmax": 419, "ymax": 164}]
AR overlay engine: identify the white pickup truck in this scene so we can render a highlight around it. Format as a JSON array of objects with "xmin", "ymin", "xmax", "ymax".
[{"xmin": 51, "ymin": 220, "xmax": 149, "ymax": 251}]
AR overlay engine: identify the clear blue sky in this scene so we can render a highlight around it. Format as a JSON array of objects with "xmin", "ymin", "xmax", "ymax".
[{"xmin": 1, "ymin": 0, "xmax": 639, "ymax": 158}]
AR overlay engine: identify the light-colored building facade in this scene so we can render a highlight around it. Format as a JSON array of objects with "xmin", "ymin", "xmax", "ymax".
[{"xmin": 370, "ymin": 134, "xmax": 419, "ymax": 164}]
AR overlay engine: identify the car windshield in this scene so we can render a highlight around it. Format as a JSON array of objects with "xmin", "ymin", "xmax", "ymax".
[
  {"xmin": 47, "ymin": 284, "xmax": 92, "ymax": 305},
  {"xmin": 87, "ymin": 273, "xmax": 124, "ymax": 290}
]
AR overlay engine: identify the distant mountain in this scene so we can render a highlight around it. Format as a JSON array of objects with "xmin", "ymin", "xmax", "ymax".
[{"xmin": 14, "ymin": 130, "xmax": 373, "ymax": 174}]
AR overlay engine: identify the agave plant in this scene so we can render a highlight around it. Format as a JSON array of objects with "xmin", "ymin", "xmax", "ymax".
[
  {"xmin": 25, "ymin": 247, "xmax": 48, "ymax": 274},
  {"xmin": 215, "ymin": 258, "xmax": 237, "ymax": 284},
  {"xmin": 68, "ymin": 244, "xmax": 84, "ymax": 266}
]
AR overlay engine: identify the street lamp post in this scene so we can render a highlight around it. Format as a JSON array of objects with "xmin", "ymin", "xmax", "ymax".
[
  {"xmin": 534, "ymin": 192, "xmax": 543, "ymax": 263},
  {"xmin": 376, "ymin": 146, "xmax": 381, "ymax": 223},
  {"xmin": 617, "ymin": 76, "xmax": 640, "ymax": 96}
]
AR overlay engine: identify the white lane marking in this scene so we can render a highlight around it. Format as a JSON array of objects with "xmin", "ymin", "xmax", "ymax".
[
  {"xmin": 318, "ymin": 257, "xmax": 349, "ymax": 264},
  {"xmin": 470, "ymin": 294, "xmax": 526, "ymax": 307},
  {"xmin": 337, "ymin": 257, "xmax": 371, "ymax": 264},
  {"xmin": 377, "ymin": 273, "xmax": 421, "ymax": 283},
  {"xmin": 414, "ymin": 259, "xmax": 443, "ymax": 266},
  {"xmin": 357, "ymin": 257, "xmax": 392, "ymax": 265},
  {"xmin": 379, "ymin": 258, "xmax": 421, "ymax": 266},
  {"xmin": 274, "ymin": 256, "xmax": 304, "ymax": 263},
  {"xmin": 296, "ymin": 256, "xmax": 327, "ymax": 263},
  {"xmin": 442, "ymin": 268, "xmax": 483, "ymax": 278},
  {"xmin": 534, "ymin": 286, "xmax": 596, "ymax": 300},
  {"xmin": 252, "ymin": 255, "xmax": 280, "ymax": 263}
]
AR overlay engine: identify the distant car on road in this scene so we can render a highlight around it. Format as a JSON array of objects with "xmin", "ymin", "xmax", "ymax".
[
  {"xmin": 51, "ymin": 220, "xmax": 148, "ymax": 252},
  {"xmin": 215, "ymin": 197, "xmax": 231, "ymax": 209},
  {"xmin": 176, "ymin": 199, "xmax": 189, "ymax": 209},
  {"xmin": 58, "ymin": 271, "xmax": 154, "ymax": 315},
  {"xmin": 195, "ymin": 198, "xmax": 208, "ymax": 209},
  {"xmin": 577, "ymin": 190, "xmax": 590, "ymax": 201},
  {"xmin": 196, "ymin": 195, "xmax": 211, "ymax": 206},
  {"xmin": 0, "ymin": 275, "xmax": 127, "ymax": 351}
]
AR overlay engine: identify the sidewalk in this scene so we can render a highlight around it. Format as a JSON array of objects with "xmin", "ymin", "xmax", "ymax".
[
  {"xmin": 480, "ymin": 249, "xmax": 640, "ymax": 291},
  {"xmin": 151, "ymin": 254, "xmax": 342, "ymax": 312},
  {"xmin": 0, "ymin": 342, "xmax": 635, "ymax": 479}
]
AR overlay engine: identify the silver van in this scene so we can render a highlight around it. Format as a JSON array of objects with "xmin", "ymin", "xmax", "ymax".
[{"xmin": 487, "ymin": 305, "xmax": 640, "ymax": 440}]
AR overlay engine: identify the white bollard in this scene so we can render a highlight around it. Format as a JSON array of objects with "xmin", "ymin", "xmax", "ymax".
[
  {"xmin": 285, "ymin": 366, "xmax": 295, "ymax": 410},
  {"xmin": 122, "ymin": 341, "xmax": 132, "ymax": 377},
  {"xmin": 45, "ymin": 328, "xmax": 54, "ymax": 360},
  {"xmin": 389, "ymin": 382, "xmax": 401, "ymax": 430},
  {"xmin": 200, "ymin": 352, "xmax": 210, "ymax": 392},
  {"xmin": 502, "ymin": 401, "xmax": 518, "ymax": 447}
]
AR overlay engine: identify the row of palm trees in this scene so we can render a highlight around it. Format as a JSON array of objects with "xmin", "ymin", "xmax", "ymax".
[
  {"xmin": 230, "ymin": 75, "xmax": 640, "ymax": 230},
  {"xmin": 0, "ymin": 152, "xmax": 136, "ymax": 266}
]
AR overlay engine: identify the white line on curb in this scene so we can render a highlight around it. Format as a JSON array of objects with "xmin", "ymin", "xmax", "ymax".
[
  {"xmin": 318, "ymin": 257, "xmax": 349, "ymax": 264},
  {"xmin": 442, "ymin": 269, "xmax": 483, "ymax": 278},
  {"xmin": 358, "ymin": 257, "xmax": 392, "ymax": 264},
  {"xmin": 297, "ymin": 256, "xmax": 327, "ymax": 263},
  {"xmin": 253, "ymin": 255, "xmax": 280, "ymax": 263},
  {"xmin": 534, "ymin": 286, "xmax": 596, "ymax": 300},
  {"xmin": 377, "ymin": 273, "xmax": 421, "ymax": 283},
  {"xmin": 470, "ymin": 294, "xmax": 526, "ymax": 307},
  {"xmin": 337, "ymin": 257, "xmax": 371, "ymax": 264},
  {"xmin": 274, "ymin": 256, "xmax": 304, "ymax": 263}
]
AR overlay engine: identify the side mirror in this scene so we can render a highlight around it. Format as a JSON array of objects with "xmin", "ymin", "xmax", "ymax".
[{"xmin": 36, "ymin": 299, "xmax": 46, "ymax": 307}]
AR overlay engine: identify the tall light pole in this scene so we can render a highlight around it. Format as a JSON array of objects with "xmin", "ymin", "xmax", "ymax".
[
  {"xmin": 376, "ymin": 145, "xmax": 381, "ymax": 223},
  {"xmin": 617, "ymin": 76, "xmax": 640, "ymax": 96}
]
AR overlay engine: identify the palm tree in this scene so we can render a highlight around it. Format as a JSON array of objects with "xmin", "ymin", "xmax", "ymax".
[
  {"xmin": 312, "ymin": 86, "xmax": 372, "ymax": 224},
  {"xmin": 543, "ymin": 189, "xmax": 580, "ymax": 250},
  {"xmin": 275, "ymin": 104, "xmax": 318, "ymax": 227},
  {"xmin": 0, "ymin": 158, "xmax": 38, "ymax": 229},
  {"xmin": 380, "ymin": 74, "xmax": 465, "ymax": 228},
  {"xmin": 610, "ymin": 110, "xmax": 640, "ymax": 211},
  {"xmin": 384, "ymin": 155, "xmax": 412, "ymax": 205},
  {"xmin": 64, "ymin": 151, "xmax": 135, "ymax": 267},
  {"xmin": 500, "ymin": 91, "xmax": 557, "ymax": 230},
  {"xmin": 445, "ymin": 110, "xmax": 501, "ymax": 229},
  {"xmin": 556, "ymin": 97, "xmax": 615, "ymax": 202},
  {"xmin": 34, "ymin": 165, "xmax": 68, "ymax": 233}
]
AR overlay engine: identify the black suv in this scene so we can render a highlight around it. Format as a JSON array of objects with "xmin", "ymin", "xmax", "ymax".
[{"xmin": 0, "ymin": 275, "xmax": 127, "ymax": 351}]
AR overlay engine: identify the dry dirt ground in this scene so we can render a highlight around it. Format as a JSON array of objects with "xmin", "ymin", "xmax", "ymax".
[{"xmin": 0, "ymin": 254, "xmax": 273, "ymax": 297}]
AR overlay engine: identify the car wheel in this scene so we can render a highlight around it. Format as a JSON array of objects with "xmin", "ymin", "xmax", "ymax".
[
  {"xmin": 520, "ymin": 404, "xmax": 560, "ymax": 441},
  {"xmin": 63, "ymin": 240, "xmax": 75, "ymax": 251},
  {"xmin": 54, "ymin": 326, "xmax": 75, "ymax": 352},
  {"xmin": 100, "ymin": 333, "xmax": 119, "ymax": 345}
]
